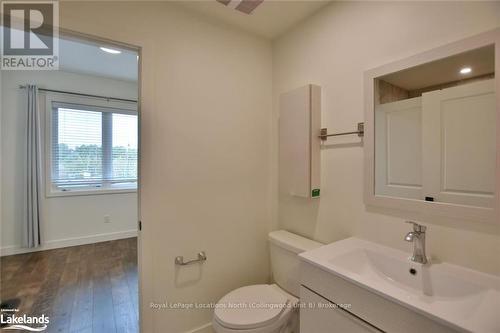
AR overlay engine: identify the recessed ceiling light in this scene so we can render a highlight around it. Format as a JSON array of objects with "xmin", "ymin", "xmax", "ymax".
[
  {"xmin": 459, "ymin": 67, "xmax": 472, "ymax": 74},
  {"xmin": 100, "ymin": 47, "xmax": 122, "ymax": 54}
]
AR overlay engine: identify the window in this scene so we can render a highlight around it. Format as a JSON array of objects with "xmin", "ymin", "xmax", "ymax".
[{"xmin": 50, "ymin": 102, "xmax": 138, "ymax": 194}]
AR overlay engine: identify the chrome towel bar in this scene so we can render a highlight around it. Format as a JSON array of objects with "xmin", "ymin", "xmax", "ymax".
[
  {"xmin": 319, "ymin": 122, "xmax": 364, "ymax": 141},
  {"xmin": 175, "ymin": 251, "xmax": 207, "ymax": 266}
]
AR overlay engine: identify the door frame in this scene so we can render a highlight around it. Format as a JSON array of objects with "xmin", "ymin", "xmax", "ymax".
[{"xmin": 58, "ymin": 27, "xmax": 144, "ymax": 329}]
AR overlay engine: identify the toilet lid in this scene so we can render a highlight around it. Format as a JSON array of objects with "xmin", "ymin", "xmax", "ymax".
[{"xmin": 214, "ymin": 285, "xmax": 289, "ymax": 330}]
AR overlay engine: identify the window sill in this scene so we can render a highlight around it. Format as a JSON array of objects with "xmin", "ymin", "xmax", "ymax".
[{"xmin": 46, "ymin": 188, "xmax": 137, "ymax": 198}]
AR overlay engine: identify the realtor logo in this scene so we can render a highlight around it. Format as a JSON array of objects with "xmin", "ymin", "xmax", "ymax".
[
  {"xmin": 1, "ymin": 308, "xmax": 49, "ymax": 331},
  {"xmin": 1, "ymin": 0, "xmax": 59, "ymax": 70}
]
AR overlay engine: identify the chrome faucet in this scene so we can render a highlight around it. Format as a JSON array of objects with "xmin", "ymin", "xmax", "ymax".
[{"xmin": 404, "ymin": 221, "xmax": 428, "ymax": 264}]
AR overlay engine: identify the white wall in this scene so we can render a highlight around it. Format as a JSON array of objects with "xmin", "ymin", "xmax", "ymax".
[
  {"xmin": 273, "ymin": 1, "xmax": 500, "ymax": 276},
  {"xmin": 52, "ymin": 2, "xmax": 500, "ymax": 332},
  {"xmin": 59, "ymin": 2, "xmax": 273, "ymax": 332},
  {"xmin": 1, "ymin": 70, "xmax": 138, "ymax": 255}
]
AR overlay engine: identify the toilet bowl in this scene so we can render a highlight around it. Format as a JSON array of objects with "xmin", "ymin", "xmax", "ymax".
[
  {"xmin": 213, "ymin": 284, "xmax": 298, "ymax": 333},
  {"xmin": 213, "ymin": 230, "xmax": 322, "ymax": 333}
]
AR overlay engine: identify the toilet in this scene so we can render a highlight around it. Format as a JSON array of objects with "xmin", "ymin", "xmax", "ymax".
[{"xmin": 213, "ymin": 230, "xmax": 323, "ymax": 333}]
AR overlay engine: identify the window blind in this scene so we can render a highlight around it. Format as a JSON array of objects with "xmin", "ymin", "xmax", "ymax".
[
  {"xmin": 51, "ymin": 103, "xmax": 137, "ymax": 191},
  {"xmin": 111, "ymin": 113, "xmax": 138, "ymax": 183}
]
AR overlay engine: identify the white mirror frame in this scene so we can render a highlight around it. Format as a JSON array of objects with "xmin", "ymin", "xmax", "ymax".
[{"xmin": 364, "ymin": 28, "xmax": 500, "ymax": 224}]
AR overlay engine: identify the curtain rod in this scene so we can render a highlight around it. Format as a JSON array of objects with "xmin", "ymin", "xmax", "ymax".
[{"xmin": 19, "ymin": 85, "xmax": 137, "ymax": 103}]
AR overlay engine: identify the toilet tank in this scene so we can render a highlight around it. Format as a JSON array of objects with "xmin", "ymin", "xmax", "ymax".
[{"xmin": 269, "ymin": 230, "xmax": 323, "ymax": 297}]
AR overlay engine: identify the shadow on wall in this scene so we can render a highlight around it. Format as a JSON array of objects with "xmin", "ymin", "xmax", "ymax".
[
  {"xmin": 175, "ymin": 262, "xmax": 205, "ymax": 288},
  {"xmin": 321, "ymin": 140, "xmax": 363, "ymax": 150},
  {"xmin": 278, "ymin": 195, "xmax": 320, "ymax": 239},
  {"xmin": 365, "ymin": 205, "xmax": 500, "ymax": 236}
]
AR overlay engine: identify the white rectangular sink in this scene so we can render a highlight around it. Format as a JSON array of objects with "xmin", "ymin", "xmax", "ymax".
[{"xmin": 299, "ymin": 237, "xmax": 500, "ymax": 333}]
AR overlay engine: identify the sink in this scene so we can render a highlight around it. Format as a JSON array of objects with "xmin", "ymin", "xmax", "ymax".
[
  {"xmin": 329, "ymin": 248, "xmax": 486, "ymax": 299},
  {"xmin": 299, "ymin": 237, "xmax": 500, "ymax": 333}
]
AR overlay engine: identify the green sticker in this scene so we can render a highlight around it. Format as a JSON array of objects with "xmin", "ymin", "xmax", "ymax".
[{"xmin": 311, "ymin": 189, "xmax": 320, "ymax": 198}]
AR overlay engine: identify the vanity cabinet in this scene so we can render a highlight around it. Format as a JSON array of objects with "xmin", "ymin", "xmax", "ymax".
[
  {"xmin": 299, "ymin": 261, "xmax": 459, "ymax": 333},
  {"xmin": 300, "ymin": 286, "xmax": 382, "ymax": 333}
]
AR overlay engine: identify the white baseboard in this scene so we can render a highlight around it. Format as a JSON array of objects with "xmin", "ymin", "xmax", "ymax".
[
  {"xmin": 1, "ymin": 229, "xmax": 138, "ymax": 256},
  {"xmin": 185, "ymin": 323, "xmax": 213, "ymax": 333}
]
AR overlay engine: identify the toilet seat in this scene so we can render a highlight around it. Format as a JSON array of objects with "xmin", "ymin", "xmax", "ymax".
[{"xmin": 214, "ymin": 284, "xmax": 297, "ymax": 332}]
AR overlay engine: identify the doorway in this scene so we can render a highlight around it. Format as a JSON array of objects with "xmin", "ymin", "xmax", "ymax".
[{"xmin": 0, "ymin": 31, "xmax": 141, "ymax": 333}]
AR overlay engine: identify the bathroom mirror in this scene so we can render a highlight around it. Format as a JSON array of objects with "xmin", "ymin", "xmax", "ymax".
[{"xmin": 364, "ymin": 29, "xmax": 500, "ymax": 223}]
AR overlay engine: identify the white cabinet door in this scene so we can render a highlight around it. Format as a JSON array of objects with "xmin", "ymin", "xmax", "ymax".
[
  {"xmin": 300, "ymin": 287, "xmax": 382, "ymax": 333},
  {"xmin": 279, "ymin": 85, "xmax": 321, "ymax": 198},
  {"xmin": 375, "ymin": 97, "xmax": 423, "ymax": 199},
  {"xmin": 422, "ymin": 79, "xmax": 496, "ymax": 208}
]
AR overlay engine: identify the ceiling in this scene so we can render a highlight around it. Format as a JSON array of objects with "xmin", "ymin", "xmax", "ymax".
[
  {"xmin": 59, "ymin": 37, "xmax": 138, "ymax": 82},
  {"xmin": 1, "ymin": 26, "xmax": 138, "ymax": 82},
  {"xmin": 380, "ymin": 45, "xmax": 495, "ymax": 91},
  {"xmin": 55, "ymin": 1, "xmax": 332, "ymax": 80},
  {"xmin": 176, "ymin": 0, "xmax": 331, "ymax": 39}
]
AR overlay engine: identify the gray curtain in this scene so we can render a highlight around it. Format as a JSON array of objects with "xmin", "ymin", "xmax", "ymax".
[{"xmin": 23, "ymin": 84, "xmax": 41, "ymax": 248}]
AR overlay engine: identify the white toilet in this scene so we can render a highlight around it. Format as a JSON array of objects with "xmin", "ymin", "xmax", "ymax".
[{"xmin": 213, "ymin": 230, "xmax": 323, "ymax": 333}]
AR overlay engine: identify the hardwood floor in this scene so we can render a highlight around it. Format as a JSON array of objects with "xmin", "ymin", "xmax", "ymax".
[{"xmin": 0, "ymin": 237, "xmax": 138, "ymax": 333}]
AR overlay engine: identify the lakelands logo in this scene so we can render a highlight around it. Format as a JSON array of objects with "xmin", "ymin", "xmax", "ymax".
[
  {"xmin": 1, "ymin": 0, "xmax": 59, "ymax": 70},
  {"xmin": 1, "ymin": 308, "xmax": 49, "ymax": 331}
]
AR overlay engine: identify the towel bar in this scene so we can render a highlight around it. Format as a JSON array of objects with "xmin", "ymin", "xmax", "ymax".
[
  {"xmin": 175, "ymin": 251, "xmax": 207, "ymax": 266},
  {"xmin": 319, "ymin": 122, "xmax": 364, "ymax": 141}
]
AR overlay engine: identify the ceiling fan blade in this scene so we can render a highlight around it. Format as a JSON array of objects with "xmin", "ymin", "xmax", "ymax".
[
  {"xmin": 235, "ymin": 0, "xmax": 264, "ymax": 14},
  {"xmin": 216, "ymin": 0, "xmax": 264, "ymax": 14}
]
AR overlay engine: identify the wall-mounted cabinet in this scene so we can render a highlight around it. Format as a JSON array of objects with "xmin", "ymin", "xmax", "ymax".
[
  {"xmin": 279, "ymin": 84, "xmax": 321, "ymax": 198},
  {"xmin": 364, "ymin": 29, "xmax": 500, "ymax": 223},
  {"xmin": 375, "ymin": 79, "xmax": 495, "ymax": 208}
]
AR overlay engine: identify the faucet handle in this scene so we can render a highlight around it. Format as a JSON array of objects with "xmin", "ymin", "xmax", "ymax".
[{"xmin": 405, "ymin": 221, "xmax": 426, "ymax": 233}]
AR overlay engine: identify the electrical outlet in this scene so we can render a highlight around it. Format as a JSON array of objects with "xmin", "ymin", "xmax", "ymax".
[{"xmin": 104, "ymin": 215, "xmax": 111, "ymax": 223}]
